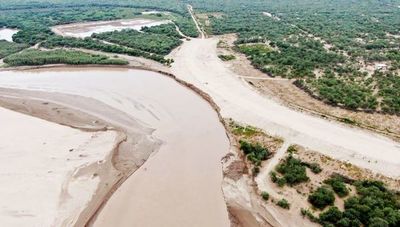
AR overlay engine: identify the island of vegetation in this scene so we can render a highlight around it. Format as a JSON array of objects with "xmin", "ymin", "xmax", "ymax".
[{"xmin": 3, "ymin": 49, "xmax": 128, "ymax": 66}]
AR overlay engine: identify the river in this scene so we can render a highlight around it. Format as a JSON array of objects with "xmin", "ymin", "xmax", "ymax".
[{"xmin": 0, "ymin": 67, "xmax": 230, "ymax": 227}]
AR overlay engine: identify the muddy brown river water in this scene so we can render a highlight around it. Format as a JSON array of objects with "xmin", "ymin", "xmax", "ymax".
[{"xmin": 0, "ymin": 67, "xmax": 230, "ymax": 227}]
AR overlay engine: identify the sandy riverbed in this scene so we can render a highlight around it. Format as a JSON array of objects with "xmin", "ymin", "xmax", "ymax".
[
  {"xmin": 0, "ymin": 105, "xmax": 117, "ymax": 227},
  {"xmin": 0, "ymin": 67, "xmax": 230, "ymax": 227},
  {"xmin": 51, "ymin": 18, "xmax": 169, "ymax": 38}
]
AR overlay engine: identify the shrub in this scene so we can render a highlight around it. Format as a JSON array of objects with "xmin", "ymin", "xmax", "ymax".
[
  {"xmin": 302, "ymin": 161, "xmax": 323, "ymax": 174},
  {"xmin": 277, "ymin": 177, "xmax": 287, "ymax": 187},
  {"xmin": 252, "ymin": 166, "xmax": 260, "ymax": 176},
  {"xmin": 261, "ymin": 191, "xmax": 269, "ymax": 201},
  {"xmin": 270, "ymin": 171, "xmax": 278, "ymax": 182},
  {"xmin": 239, "ymin": 140, "xmax": 270, "ymax": 165},
  {"xmin": 300, "ymin": 208, "xmax": 319, "ymax": 223},
  {"xmin": 277, "ymin": 198, "xmax": 290, "ymax": 209},
  {"xmin": 275, "ymin": 154, "xmax": 309, "ymax": 186},
  {"xmin": 308, "ymin": 163, "xmax": 322, "ymax": 174},
  {"xmin": 287, "ymin": 145, "xmax": 297, "ymax": 153},
  {"xmin": 324, "ymin": 176, "xmax": 349, "ymax": 197},
  {"xmin": 218, "ymin": 54, "xmax": 236, "ymax": 61},
  {"xmin": 308, "ymin": 187, "xmax": 335, "ymax": 209},
  {"xmin": 319, "ymin": 206, "xmax": 342, "ymax": 224}
]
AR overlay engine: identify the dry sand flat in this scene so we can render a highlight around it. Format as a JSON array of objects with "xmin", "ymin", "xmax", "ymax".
[
  {"xmin": 51, "ymin": 19, "xmax": 169, "ymax": 38},
  {"xmin": 170, "ymin": 38, "xmax": 400, "ymax": 178},
  {"xmin": 0, "ymin": 106, "xmax": 117, "ymax": 227},
  {"xmin": 0, "ymin": 67, "xmax": 230, "ymax": 227}
]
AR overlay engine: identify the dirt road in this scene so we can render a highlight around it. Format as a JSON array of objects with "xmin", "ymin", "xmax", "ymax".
[{"xmin": 170, "ymin": 38, "xmax": 400, "ymax": 178}]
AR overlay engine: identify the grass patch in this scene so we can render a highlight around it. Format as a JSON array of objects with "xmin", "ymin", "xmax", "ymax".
[
  {"xmin": 230, "ymin": 121, "xmax": 260, "ymax": 137},
  {"xmin": 218, "ymin": 54, "xmax": 236, "ymax": 61}
]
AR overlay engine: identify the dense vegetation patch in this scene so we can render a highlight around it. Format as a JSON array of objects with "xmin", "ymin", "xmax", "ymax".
[
  {"xmin": 92, "ymin": 26, "xmax": 182, "ymax": 55},
  {"xmin": 42, "ymin": 36, "xmax": 170, "ymax": 64},
  {"xmin": 324, "ymin": 176, "xmax": 349, "ymax": 198},
  {"xmin": 239, "ymin": 140, "xmax": 270, "ymax": 165},
  {"xmin": 3, "ymin": 49, "xmax": 128, "ymax": 66},
  {"xmin": 141, "ymin": 23, "xmax": 183, "ymax": 38},
  {"xmin": 0, "ymin": 40, "xmax": 28, "ymax": 58},
  {"xmin": 274, "ymin": 153, "xmax": 309, "ymax": 186},
  {"xmin": 315, "ymin": 180, "xmax": 400, "ymax": 227},
  {"xmin": 187, "ymin": 0, "xmax": 400, "ymax": 113},
  {"xmin": 308, "ymin": 186, "xmax": 336, "ymax": 210}
]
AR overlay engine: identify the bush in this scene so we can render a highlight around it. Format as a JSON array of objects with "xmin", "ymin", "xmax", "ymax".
[
  {"xmin": 308, "ymin": 163, "xmax": 322, "ymax": 174},
  {"xmin": 308, "ymin": 187, "xmax": 335, "ymax": 209},
  {"xmin": 324, "ymin": 176, "xmax": 349, "ymax": 197},
  {"xmin": 277, "ymin": 198, "xmax": 290, "ymax": 209},
  {"xmin": 302, "ymin": 162, "xmax": 322, "ymax": 174},
  {"xmin": 287, "ymin": 145, "xmax": 297, "ymax": 153},
  {"xmin": 275, "ymin": 154, "xmax": 309, "ymax": 186},
  {"xmin": 270, "ymin": 171, "xmax": 278, "ymax": 182},
  {"xmin": 319, "ymin": 206, "xmax": 342, "ymax": 224},
  {"xmin": 252, "ymin": 166, "xmax": 260, "ymax": 176},
  {"xmin": 218, "ymin": 54, "xmax": 236, "ymax": 61},
  {"xmin": 239, "ymin": 140, "xmax": 270, "ymax": 166},
  {"xmin": 261, "ymin": 191, "xmax": 269, "ymax": 201},
  {"xmin": 300, "ymin": 208, "xmax": 319, "ymax": 223},
  {"xmin": 277, "ymin": 177, "xmax": 287, "ymax": 187}
]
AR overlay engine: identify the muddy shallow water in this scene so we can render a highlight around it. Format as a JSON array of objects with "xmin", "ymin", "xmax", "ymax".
[
  {"xmin": 52, "ymin": 19, "xmax": 169, "ymax": 38},
  {"xmin": 0, "ymin": 67, "xmax": 230, "ymax": 227},
  {"xmin": 0, "ymin": 28, "xmax": 18, "ymax": 42}
]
